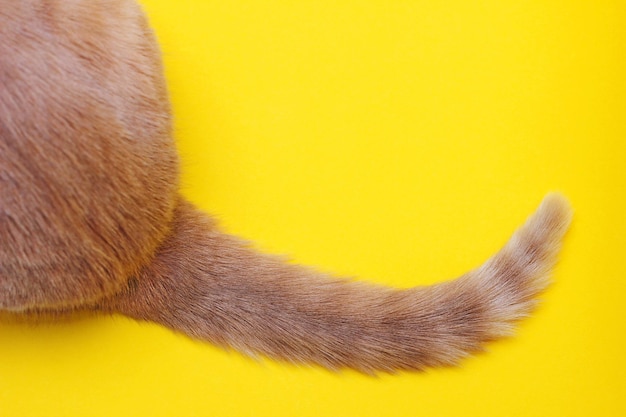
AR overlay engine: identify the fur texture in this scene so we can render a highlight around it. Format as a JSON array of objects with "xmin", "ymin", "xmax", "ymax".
[{"xmin": 0, "ymin": 0, "xmax": 572, "ymax": 373}]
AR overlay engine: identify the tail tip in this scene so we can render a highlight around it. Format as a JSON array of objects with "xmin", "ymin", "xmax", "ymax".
[{"xmin": 537, "ymin": 192, "xmax": 574, "ymax": 236}]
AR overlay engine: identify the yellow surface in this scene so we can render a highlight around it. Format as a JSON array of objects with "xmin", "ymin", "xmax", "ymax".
[{"xmin": 1, "ymin": 1, "xmax": 625, "ymax": 416}]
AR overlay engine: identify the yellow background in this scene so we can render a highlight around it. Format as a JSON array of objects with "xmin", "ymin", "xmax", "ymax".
[{"xmin": 1, "ymin": 0, "xmax": 625, "ymax": 416}]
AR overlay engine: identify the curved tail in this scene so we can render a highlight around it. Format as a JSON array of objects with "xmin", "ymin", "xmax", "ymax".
[{"xmin": 103, "ymin": 194, "xmax": 572, "ymax": 373}]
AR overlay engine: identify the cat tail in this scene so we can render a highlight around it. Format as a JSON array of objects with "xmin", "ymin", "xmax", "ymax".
[{"xmin": 103, "ymin": 194, "xmax": 572, "ymax": 373}]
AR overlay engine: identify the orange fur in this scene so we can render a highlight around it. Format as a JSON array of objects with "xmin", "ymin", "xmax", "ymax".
[{"xmin": 0, "ymin": 0, "xmax": 572, "ymax": 373}]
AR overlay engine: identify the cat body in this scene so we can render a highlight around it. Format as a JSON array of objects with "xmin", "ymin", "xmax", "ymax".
[
  {"xmin": 0, "ymin": 0, "xmax": 572, "ymax": 373},
  {"xmin": 0, "ymin": 0, "xmax": 178, "ymax": 309}
]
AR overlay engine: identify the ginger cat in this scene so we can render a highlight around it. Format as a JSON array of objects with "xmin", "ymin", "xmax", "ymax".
[{"xmin": 0, "ymin": 0, "xmax": 572, "ymax": 373}]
